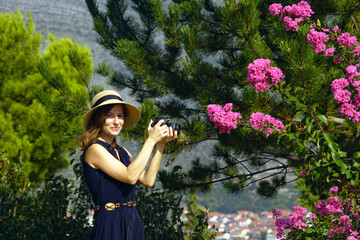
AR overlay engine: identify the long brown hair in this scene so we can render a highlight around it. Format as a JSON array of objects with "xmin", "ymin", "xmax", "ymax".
[{"xmin": 78, "ymin": 104, "xmax": 118, "ymax": 151}]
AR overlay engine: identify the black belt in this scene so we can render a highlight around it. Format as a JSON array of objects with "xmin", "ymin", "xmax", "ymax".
[{"xmin": 95, "ymin": 201, "xmax": 136, "ymax": 240}]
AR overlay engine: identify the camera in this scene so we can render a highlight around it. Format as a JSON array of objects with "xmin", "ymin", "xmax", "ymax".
[{"xmin": 151, "ymin": 117, "xmax": 181, "ymax": 134}]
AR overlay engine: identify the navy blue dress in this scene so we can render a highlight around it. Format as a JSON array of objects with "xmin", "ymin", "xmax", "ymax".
[{"xmin": 82, "ymin": 140, "xmax": 145, "ymax": 240}]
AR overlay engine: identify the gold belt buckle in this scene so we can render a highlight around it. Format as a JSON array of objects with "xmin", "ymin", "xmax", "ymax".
[{"xmin": 104, "ymin": 202, "xmax": 116, "ymax": 211}]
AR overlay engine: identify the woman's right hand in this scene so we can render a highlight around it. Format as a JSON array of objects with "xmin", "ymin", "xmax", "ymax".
[{"xmin": 147, "ymin": 119, "xmax": 169, "ymax": 144}]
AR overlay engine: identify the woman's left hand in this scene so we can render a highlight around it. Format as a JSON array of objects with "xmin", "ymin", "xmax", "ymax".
[{"xmin": 158, "ymin": 127, "xmax": 178, "ymax": 145}]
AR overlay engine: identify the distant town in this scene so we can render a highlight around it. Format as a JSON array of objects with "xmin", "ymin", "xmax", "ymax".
[{"xmin": 182, "ymin": 208, "xmax": 292, "ymax": 240}]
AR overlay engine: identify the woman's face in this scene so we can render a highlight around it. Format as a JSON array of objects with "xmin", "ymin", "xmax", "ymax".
[{"xmin": 100, "ymin": 104, "xmax": 125, "ymax": 140}]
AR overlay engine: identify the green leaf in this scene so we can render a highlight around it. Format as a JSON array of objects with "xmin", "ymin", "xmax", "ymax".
[
  {"xmin": 345, "ymin": 170, "xmax": 352, "ymax": 179},
  {"xmin": 338, "ymin": 151, "xmax": 347, "ymax": 157},
  {"xmin": 323, "ymin": 132, "xmax": 333, "ymax": 142},
  {"xmin": 295, "ymin": 110, "xmax": 305, "ymax": 117},
  {"xmin": 331, "ymin": 152, "xmax": 343, "ymax": 167},
  {"xmin": 307, "ymin": 123, "xmax": 315, "ymax": 134},
  {"xmin": 316, "ymin": 114, "xmax": 327, "ymax": 124}
]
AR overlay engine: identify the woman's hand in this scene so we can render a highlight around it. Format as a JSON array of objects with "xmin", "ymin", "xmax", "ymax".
[
  {"xmin": 157, "ymin": 126, "xmax": 178, "ymax": 145},
  {"xmin": 147, "ymin": 119, "xmax": 169, "ymax": 144}
]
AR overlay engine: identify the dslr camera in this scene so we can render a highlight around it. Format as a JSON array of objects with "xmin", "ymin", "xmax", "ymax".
[{"xmin": 151, "ymin": 117, "xmax": 181, "ymax": 134}]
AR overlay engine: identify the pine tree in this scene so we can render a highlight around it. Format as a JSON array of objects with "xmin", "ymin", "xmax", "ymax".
[
  {"xmin": 0, "ymin": 10, "xmax": 93, "ymax": 182},
  {"xmin": 183, "ymin": 194, "xmax": 217, "ymax": 240},
  {"xmin": 84, "ymin": 0, "xmax": 360, "ymax": 202}
]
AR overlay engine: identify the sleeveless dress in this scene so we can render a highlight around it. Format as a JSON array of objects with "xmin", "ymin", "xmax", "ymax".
[{"xmin": 82, "ymin": 139, "xmax": 145, "ymax": 240}]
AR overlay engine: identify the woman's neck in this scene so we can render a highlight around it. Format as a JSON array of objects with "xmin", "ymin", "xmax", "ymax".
[{"xmin": 98, "ymin": 135, "xmax": 115, "ymax": 145}]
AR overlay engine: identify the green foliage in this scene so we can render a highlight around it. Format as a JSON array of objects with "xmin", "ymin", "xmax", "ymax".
[
  {"xmin": 0, "ymin": 10, "xmax": 93, "ymax": 183},
  {"xmin": 84, "ymin": 0, "xmax": 360, "ymax": 205},
  {"xmin": 183, "ymin": 194, "xmax": 217, "ymax": 240},
  {"xmin": 0, "ymin": 153, "xmax": 92, "ymax": 240},
  {"xmin": 135, "ymin": 185, "xmax": 184, "ymax": 240}
]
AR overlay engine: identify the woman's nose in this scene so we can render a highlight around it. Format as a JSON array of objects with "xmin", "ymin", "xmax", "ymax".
[{"xmin": 113, "ymin": 116, "xmax": 121, "ymax": 123}]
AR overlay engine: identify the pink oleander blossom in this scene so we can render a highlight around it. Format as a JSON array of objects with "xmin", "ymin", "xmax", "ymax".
[
  {"xmin": 354, "ymin": 45, "xmax": 360, "ymax": 56},
  {"xmin": 271, "ymin": 1, "xmax": 314, "ymax": 32},
  {"xmin": 345, "ymin": 65, "xmax": 360, "ymax": 81},
  {"xmin": 247, "ymin": 59, "xmax": 285, "ymax": 92},
  {"xmin": 207, "ymin": 103, "xmax": 242, "ymax": 134},
  {"xmin": 307, "ymin": 29, "xmax": 329, "ymax": 53},
  {"xmin": 333, "ymin": 25, "xmax": 340, "ymax": 32},
  {"xmin": 335, "ymin": 57, "xmax": 342, "ymax": 64},
  {"xmin": 275, "ymin": 184, "xmax": 360, "ymax": 239},
  {"xmin": 268, "ymin": 3, "xmax": 282, "ymax": 16},
  {"xmin": 324, "ymin": 47, "xmax": 335, "ymax": 56},
  {"xmin": 340, "ymin": 103, "xmax": 356, "ymax": 118},
  {"xmin": 330, "ymin": 186, "xmax": 339, "ymax": 194},
  {"xmin": 289, "ymin": 206, "xmax": 308, "ymax": 231},
  {"xmin": 273, "ymin": 209, "xmax": 283, "ymax": 219},
  {"xmin": 333, "ymin": 89, "xmax": 352, "ymax": 103},
  {"xmin": 249, "ymin": 112, "xmax": 284, "ymax": 136},
  {"xmin": 331, "ymin": 78, "xmax": 349, "ymax": 91},
  {"xmin": 338, "ymin": 32, "xmax": 358, "ymax": 48}
]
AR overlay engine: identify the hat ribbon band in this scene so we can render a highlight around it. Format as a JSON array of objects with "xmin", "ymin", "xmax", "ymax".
[{"xmin": 92, "ymin": 95, "xmax": 123, "ymax": 108}]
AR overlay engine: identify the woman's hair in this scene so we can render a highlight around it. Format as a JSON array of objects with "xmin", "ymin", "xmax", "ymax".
[{"xmin": 78, "ymin": 104, "xmax": 126, "ymax": 151}]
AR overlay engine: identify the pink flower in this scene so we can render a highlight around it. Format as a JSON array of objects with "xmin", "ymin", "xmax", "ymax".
[
  {"xmin": 334, "ymin": 57, "xmax": 342, "ymax": 64},
  {"xmin": 247, "ymin": 59, "xmax": 284, "ymax": 92},
  {"xmin": 273, "ymin": 1, "xmax": 314, "ymax": 32},
  {"xmin": 338, "ymin": 32, "xmax": 358, "ymax": 48},
  {"xmin": 339, "ymin": 215, "xmax": 350, "ymax": 224},
  {"xmin": 324, "ymin": 47, "xmax": 335, "ymax": 56},
  {"xmin": 283, "ymin": 16, "xmax": 303, "ymax": 32},
  {"xmin": 340, "ymin": 103, "xmax": 356, "ymax": 118},
  {"xmin": 333, "ymin": 25, "xmax": 340, "ymax": 32},
  {"xmin": 249, "ymin": 112, "xmax": 284, "ymax": 136},
  {"xmin": 331, "ymin": 78, "xmax": 349, "ymax": 91},
  {"xmin": 345, "ymin": 65, "xmax": 360, "ymax": 81},
  {"xmin": 307, "ymin": 29, "xmax": 329, "ymax": 53},
  {"xmin": 353, "ymin": 45, "xmax": 360, "ymax": 56},
  {"xmin": 328, "ymin": 232, "xmax": 334, "ymax": 238},
  {"xmin": 273, "ymin": 209, "xmax": 283, "ymax": 218},
  {"xmin": 207, "ymin": 103, "xmax": 242, "ymax": 134},
  {"xmin": 354, "ymin": 94, "xmax": 360, "ymax": 108},
  {"xmin": 300, "ymin": 169, "xmax": 307, "ymax": 176},
  {"xmin": 288, "ymin": 206, "xmax": 308, "ymax": 231},
  {"xmin": 333, "ymin": 89, "xmax": 351, "ymax": 103},
  {"xmin": 329, "ymin": 186, "xmax": 339, "ymax": 194},
  {"xmin": 269, "ymin": 3, "xmax": 282, "ymax": 16},
  {"xmin": 275, "ymin": 218, "xmax": 290, "ymax": 238}
]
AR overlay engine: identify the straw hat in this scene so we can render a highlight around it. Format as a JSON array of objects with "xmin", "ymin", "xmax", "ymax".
[{"xmin": 82, "ymin": 90, "xmax": 141, "ymax": 130}]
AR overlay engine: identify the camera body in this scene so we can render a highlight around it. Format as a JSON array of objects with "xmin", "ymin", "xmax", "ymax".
[{"xmin": 151, "ymin": 117, "xmax": 181, "ymax": 134}]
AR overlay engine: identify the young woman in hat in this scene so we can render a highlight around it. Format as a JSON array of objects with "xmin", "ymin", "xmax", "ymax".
[{"xmin": 78, "ymin": 90, "xmax": 177, "ymax": 240}]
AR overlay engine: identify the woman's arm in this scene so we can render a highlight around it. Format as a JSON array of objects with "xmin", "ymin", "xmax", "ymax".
[
  {"xmin": 137, "ymin": 128, "xmax": 177, "ymax": 187},
  {"xmin": 84, "ymin": 120, "xmax": 168, "ymax": 185}
]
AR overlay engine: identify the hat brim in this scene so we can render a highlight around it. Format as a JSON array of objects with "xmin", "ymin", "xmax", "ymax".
[{"xmin": 82, "ymin": 101, "xmax": 141, "ymax": 130}]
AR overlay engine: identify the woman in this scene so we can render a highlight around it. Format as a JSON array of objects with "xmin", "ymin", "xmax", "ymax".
[{"xmin": 78, "ymin": 90, "xmax": 177, "ymax": 240}]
